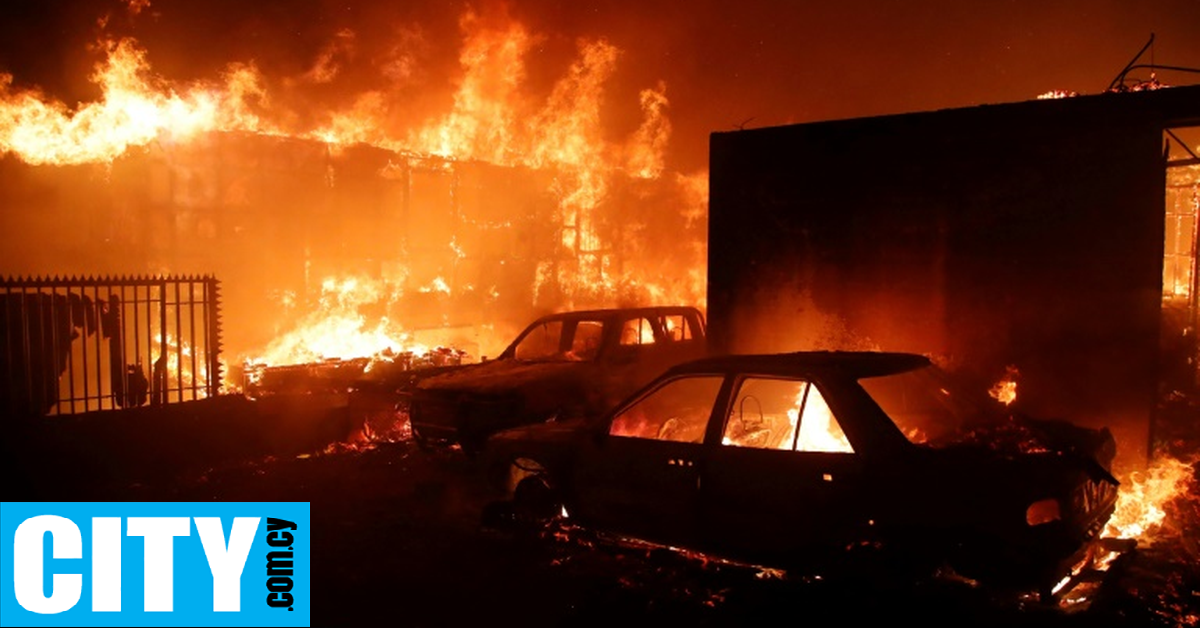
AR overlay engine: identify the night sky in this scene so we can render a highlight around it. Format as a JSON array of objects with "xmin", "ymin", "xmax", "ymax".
[{"xmin": 0, "ymin": 0, "xmax": 1197, "ymax": 172}]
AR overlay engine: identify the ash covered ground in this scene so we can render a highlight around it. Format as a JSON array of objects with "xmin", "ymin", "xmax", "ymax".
[{"xmin": 4, "ymin": 397, "xmax": 1198, "ymax": 628}]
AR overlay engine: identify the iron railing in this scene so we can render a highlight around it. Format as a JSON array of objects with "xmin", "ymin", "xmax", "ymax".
[{"xmin": 1, "ymin": 275, "xmax": 223, "ymax": 416}]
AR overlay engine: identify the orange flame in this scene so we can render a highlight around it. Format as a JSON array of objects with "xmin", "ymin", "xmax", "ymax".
[
  {"xmin": 787, "ymin": 385, "xmax": 853, "ymax": 453},
  {"xmin": 1103, "ymin": 456, "xmax": 1197, "ymax": 543},
  {"xmin": 0, "ymin": 39, "xmax": 280, "ymax": 166},
  {"xmin": 721, "ymin": 383, "xmax": 853, "ymax": 452},
  {"xmin": 161, "ymin": 332, "xmax": 222, "ymax": 397},
  {"xmin": 411, "ymin": 10, "xmax": 532, "ymax": 163},
  {"xmin": 248, "ymin": 275, "xmax": 428, "ymax": 367},
  {"xmin": 988, "ymin": 365, "xmax": 1019, "ymax": 405}
]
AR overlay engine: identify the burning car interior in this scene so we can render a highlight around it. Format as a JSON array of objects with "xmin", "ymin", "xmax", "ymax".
[{"xmin": 1, "ymin": 2, "xmax": 1199, "ymax": 626}]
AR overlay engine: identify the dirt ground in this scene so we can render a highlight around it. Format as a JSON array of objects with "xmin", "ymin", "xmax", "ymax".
[{"xmin": 4, "ymin": 397, "xmax": 1198, "ymax": 628}]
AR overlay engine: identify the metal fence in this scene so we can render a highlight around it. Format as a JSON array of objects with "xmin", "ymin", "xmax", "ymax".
[{"xmin": 1, "ymin": 275, "xmax": 223, "ymax": 416}]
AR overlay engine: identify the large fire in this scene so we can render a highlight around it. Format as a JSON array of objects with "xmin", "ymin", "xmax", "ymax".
[{"xmin": 0, "ymin": 5, "xmax": 707, "ymax": 371}]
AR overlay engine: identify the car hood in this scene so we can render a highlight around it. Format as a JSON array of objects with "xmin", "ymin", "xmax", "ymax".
[
  {"xmin": 490, "ymin": 417, "xmax": 591, "ymax": 443},
  {"xmin": 416, "ymin": 359, "xmax": 591, "ymax": 394},
  {"xmin": 935, "ymin": 413, "xmax": 1118, "ymax": 485}
]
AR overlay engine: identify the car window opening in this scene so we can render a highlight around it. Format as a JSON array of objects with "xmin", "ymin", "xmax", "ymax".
[
  {"xmin": 721, "ymin": 378, "xmax": 854, "ymax": 453},
  {"xmin": 514, "ymin": 319, "xmax": 606, "ymax": 363},
  {"xmin": 620, "ymin": 317, "xmax": 656, "ymax": 346},
  {"xmin": 608, "ymin": 376, "xmax": 722, "ymax": 443},
  {"xmin": 858, "ymin": 365, "xmax": 995, "ymax": 447},
  {"xmin": 663, "ymin": 314, "xmax": 693, "ymax": 341}
]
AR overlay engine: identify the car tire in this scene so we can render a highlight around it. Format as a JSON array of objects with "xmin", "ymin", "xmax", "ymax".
[
  {"xmin": 459, "ymin": 434, "xmax": 486, "ymax": 459},
  {"xmin": 513, "ymin": 475, "xmax": 559, "ymax": 522},
  {"xmin": 945, "ymin": 531, "xmax": 1055, "ymax": 593},
  {"xmin": 411, "ymin": 426, "xmax": 437, "ymax": 453}
]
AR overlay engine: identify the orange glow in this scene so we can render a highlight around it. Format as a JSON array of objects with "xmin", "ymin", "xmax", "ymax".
[
  {"xmin": 609, "ymin": 412, "xmax": 656, "ymax": 439},
  {"xmin": 1103, "ymin": 456, "xmax": 1196, "ymax": 542}
]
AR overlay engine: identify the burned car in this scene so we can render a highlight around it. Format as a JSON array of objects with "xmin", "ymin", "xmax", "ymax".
[
  {"xmin": 484, "ymin": 351, "xmax": 1120, "ymax": 593},
  {"xmin": 409, "ymin": 306, "xmax": 707, "ymax": 454}
]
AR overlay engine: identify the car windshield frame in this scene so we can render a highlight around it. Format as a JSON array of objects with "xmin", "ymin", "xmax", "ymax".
[
  {"xmin": 508, "ymin": 317, "xmax": 608, "ymax": 363},
  {"xmin": 855, "ymin": 363, "xmax": 1009, "ymax": 448}
]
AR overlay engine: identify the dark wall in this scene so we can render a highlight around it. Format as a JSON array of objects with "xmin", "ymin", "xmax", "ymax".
[{"xmin": 708, "ymin": 86, "xmax": 1200, "ymax": 466}]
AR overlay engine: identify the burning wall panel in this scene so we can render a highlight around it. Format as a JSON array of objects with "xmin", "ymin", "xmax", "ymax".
[
  {"xmin": 2, "ymin": 124, "xmax": 704, "ymax": 375},
  {"xmin": 708, "ymin": 85, "xmax": 1200, "ymax": 467}
]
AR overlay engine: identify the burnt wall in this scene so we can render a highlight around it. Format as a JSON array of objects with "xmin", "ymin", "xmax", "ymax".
[{"xmin": 709, "ymin": 86, "xmax": 1200, "ymax": 465}]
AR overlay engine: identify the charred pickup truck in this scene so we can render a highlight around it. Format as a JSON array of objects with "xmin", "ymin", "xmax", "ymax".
[
  {"xmin": 409, "ymin": 306, "xmax": 707, "ymax": 454},
  {"xmin": 483, "ymin": 351, "xmax": 1120, "ymax": 595}
]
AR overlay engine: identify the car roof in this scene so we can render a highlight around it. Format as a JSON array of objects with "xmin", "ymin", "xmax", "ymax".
[
  {"xmin": 663, "ymin": 351, "xmax": 932, "ymax": 379},
  {"xmin": 531, "ymin": 306, "xmax": 702, "ymax": 321}
]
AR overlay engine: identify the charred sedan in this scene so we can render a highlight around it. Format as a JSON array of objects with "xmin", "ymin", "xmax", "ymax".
[
  {"xmin": 484, "ymin": 351, "xmax": 1120, "ymax": 593},
  {"xmin": 410, "ymin": 306, "xmax": 706, "ymax": 454}
]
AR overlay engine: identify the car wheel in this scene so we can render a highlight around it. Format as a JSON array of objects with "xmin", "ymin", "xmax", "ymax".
[
  {"xmin": 945, "ymin": 531, "xmax": 1052, "ymax": 593},
  {"xmin": 411, "ymin": 426, "xmax": 436, "ymax": 453},
  {"xmin": 459, "ymin": 434, "xmax": 487, "ymax": 458},
  {"xmin": 510, "ymin": 458, "xmax": 562, "ymax": 523},
  {"xmin": 514, "ymin": 475, "xmax": 559, "ymax": 518}
]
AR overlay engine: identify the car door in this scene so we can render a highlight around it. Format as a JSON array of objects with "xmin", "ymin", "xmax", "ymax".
[
  {"xmin": 700, "ymin": 375, "xmax": 869, "ymax": 567},
  {"xmin": 572, "ymin": 374, "xmax": 728, "ymax": 546}
]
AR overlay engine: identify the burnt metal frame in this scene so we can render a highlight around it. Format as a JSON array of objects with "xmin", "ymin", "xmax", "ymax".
[
  {"xmin": 1, "ymin": 275, "xmax": 223, "ymax": 416},
  {"xmin": 1163, "ymin": 125, "xmax": 1200, "ymax": 354}
]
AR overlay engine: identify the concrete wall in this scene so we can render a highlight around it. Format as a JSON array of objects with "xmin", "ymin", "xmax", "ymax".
[{"xmin": 708, "ymin": 86, "xmax": 1200, "ymax": 466}]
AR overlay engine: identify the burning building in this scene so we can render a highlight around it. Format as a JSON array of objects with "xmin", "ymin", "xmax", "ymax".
[{"xmin": 0, "ymin": 7, "xmax": 707, "ymax": 415}]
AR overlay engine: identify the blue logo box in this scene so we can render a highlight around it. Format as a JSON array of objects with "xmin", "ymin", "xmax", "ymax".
[{"xmin": 1, "ymin": 502, "xmax": 309, "ymax": 627}]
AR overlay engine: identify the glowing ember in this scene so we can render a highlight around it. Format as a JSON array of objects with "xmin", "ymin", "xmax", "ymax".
[
  {"xmin": 1103, "ymin": 456, "xmax": 1197, "ymax": 542},
  {"xmin": 988, "ymin": 365, "xmax": 1019, "ymax": 405},
  {"xmin": 1036, "ymin": 89, "xmax": 1079, "ymax": 99}
]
